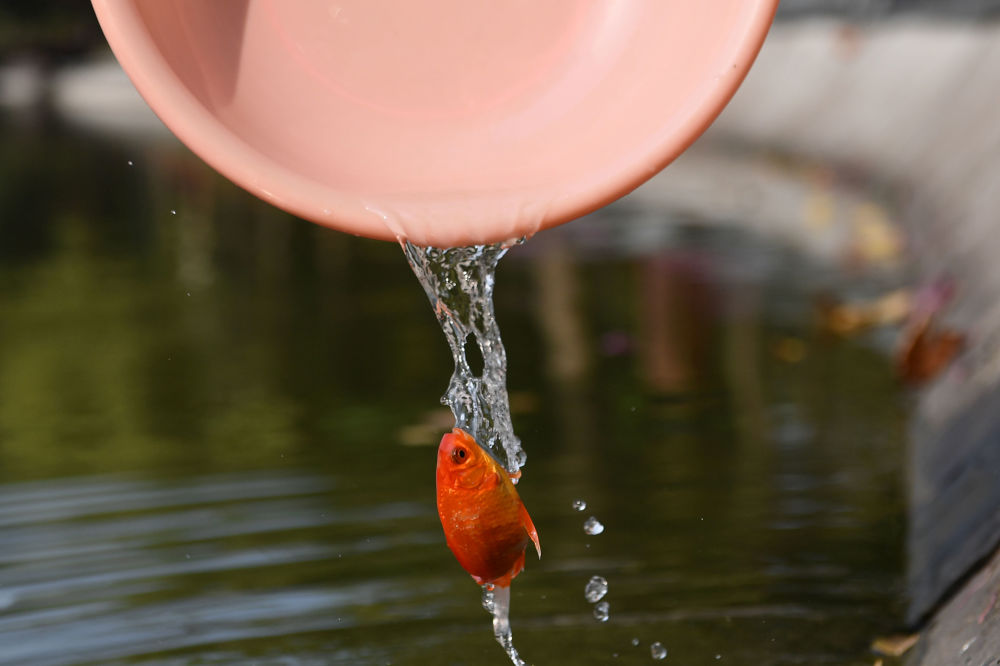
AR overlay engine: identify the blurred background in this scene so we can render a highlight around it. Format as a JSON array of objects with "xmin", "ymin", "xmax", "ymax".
[{"xmin": 1, "ymin": 2, "xmax": 998, "ymax": 665}]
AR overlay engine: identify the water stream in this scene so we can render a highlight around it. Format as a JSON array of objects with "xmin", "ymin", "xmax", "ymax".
[
  {"xmin": 401, "ymin": 240, "xmax": 525, "ymax": 472},
  {"xmin": 402, "ymin": 240, "xmax": 528, "ymax": 664}
]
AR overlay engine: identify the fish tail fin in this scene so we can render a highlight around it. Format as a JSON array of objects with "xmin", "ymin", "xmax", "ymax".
[{"xmin": 520, "ymin": 502, "xmax": 541, "ymax": 559}]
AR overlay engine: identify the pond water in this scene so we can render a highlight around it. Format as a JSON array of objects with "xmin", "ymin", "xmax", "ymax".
[{"xmin": 0, "ymin": 117, "xmax": 906, "ymax": 665}]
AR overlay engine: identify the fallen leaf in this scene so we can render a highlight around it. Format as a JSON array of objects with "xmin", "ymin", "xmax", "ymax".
[
  {"xmin": 896, "ymin": 316, "xmax": 965, "ymax": 385},
  {"xmin": 773, "ymin": 337, "xmax": 806, "ymax": 363},
  {"xmin": 815, "ymin": 290, "xmax": 911, "ymax": 336},
  {"xmin": 871, "ymin": 633, "xmax": 919, "ymax": 657}
]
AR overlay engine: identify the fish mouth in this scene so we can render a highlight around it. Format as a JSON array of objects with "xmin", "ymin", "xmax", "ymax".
[{"xmin": 437, "ymin": 429, "xmax": 461, "ymax": 464}]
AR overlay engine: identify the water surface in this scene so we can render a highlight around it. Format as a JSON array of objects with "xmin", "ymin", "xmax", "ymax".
[{"xmin": 0, "ymin": 117, "xmax": 906, "ymax": 665}]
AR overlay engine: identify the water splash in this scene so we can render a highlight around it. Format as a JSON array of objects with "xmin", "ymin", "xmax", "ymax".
[
  {"xmin": 593, "ymin": 600, "xmax": 610, "ymax": 622},
  {"xmin": 650, "ymin": 642, "xmax": 668, "ymax": 660},
  {"xmin": 585, "ymin": 575, "xmax": 608, "ymax": 603},
  {"xmin": 571, "ymin": 499, "xmax": 587, "ymax": 511},
  {"xmin": 402, "ymin": 240, "xmax": 524, "ymax": 472},
  {"xmin": 482, "ymin": 584, "xmax": 526, "ymax": 666},
  {"xmin": 405, "ymin": 240, "xmax": 528, "ymax": 665}
]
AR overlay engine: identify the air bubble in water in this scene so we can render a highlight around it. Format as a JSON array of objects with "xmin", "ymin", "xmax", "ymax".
[
  {"xmin": 593, "ymin": 600, "xmax": 610, "ymax": 622},
  {"xmin": 481, "ymin": 585, "xmax": 495, "ymax": 613},
  {"xmin": 584, "ymin": 516, "xmax": 605, "ymax": 535},
  {"xmin": 584, "ymin": 575, "xmax": 608, "ymax": 603},
  {"xmin": 572, "ymin": 499, "xmax": 587, "ymax": 511},
  {"xmin": 632, "ymin": 638, "xmax": 640, "ymax": 647},
  {"xmin": 650, "ymin": 642, "xmax": 667, "ymax": 660}
]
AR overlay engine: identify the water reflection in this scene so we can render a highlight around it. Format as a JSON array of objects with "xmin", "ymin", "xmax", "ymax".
[
  {"xmin": 0, "ymin": 116, "xmax": 906, "ymax": 664},
  {"xmin": 0, "ymin": 472, "xmax": 444, "ymax": 666}
]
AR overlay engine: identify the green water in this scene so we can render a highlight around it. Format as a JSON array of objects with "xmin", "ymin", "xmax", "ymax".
[{"xmin": 0, "ymin": 118, "xmax": 906, "ymax": 665}]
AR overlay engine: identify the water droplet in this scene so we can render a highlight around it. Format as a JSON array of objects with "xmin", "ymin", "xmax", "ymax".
[
  {"xmin": 572, "ymin": 499, "xmax": 587, "ymax": 511},
  {"xmin": 170, "ymin": 209, "xmax": 177, "ymax": 215},
  {"xmin": 593, "ymin": 601, "xmax": 610, "ymax": 622},
  {"xmin": 584, "ymin": 516, "xmax": 605, "ymax": 535},
  {"xmin": 585, "ymin": 575, "xmax": 608, "ymax": 603},
  {"xmin": 650, "ymin": 642, "xmax": 667, "ymax": 660},
  {"xmin": 127, "ymin": 160, "xmax": 133, "ymax": 166},
  {"xmin": 715, "ymin": 654, "xmax": 722, "ymax": 660},
  {"xmin": 632, "ymin": 638, "xmax": 640, "ymax": 647}
]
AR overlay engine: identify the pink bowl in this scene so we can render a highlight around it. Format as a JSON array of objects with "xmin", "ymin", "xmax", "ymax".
[{"xmin": 92, "ymin": 0, "xmax": 777, "ymax": 246}]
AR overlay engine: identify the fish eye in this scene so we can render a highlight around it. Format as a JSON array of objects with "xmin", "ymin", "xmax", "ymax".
[{"xmin": 452, "ymin": 447, "xmax": 468, "ymax": 464}]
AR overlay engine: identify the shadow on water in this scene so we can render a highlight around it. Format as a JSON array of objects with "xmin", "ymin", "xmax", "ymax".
[{"xmin": 0, "ymin": 117, "xmax": 907, "ymax": 664}]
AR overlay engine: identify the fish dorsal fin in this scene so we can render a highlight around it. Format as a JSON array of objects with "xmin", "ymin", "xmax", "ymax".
[{"xmin": 520, "ymin": 502, "xmax": 541, "ymax": 559}]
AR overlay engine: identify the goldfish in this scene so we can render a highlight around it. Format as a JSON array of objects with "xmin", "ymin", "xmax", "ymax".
[{"xmin": 436, "ymin": 428, "xmax": 540, "ymax": 588}]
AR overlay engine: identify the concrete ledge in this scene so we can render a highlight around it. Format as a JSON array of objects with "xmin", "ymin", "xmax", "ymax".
[{"xmin": 699, "ymin": 17, "xmax": 1000, "ymax": 654}]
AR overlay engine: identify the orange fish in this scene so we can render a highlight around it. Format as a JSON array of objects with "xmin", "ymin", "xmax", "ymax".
[{"xmin": 436, "ymin": 428, "xmax": 540, "ymax": 588}]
